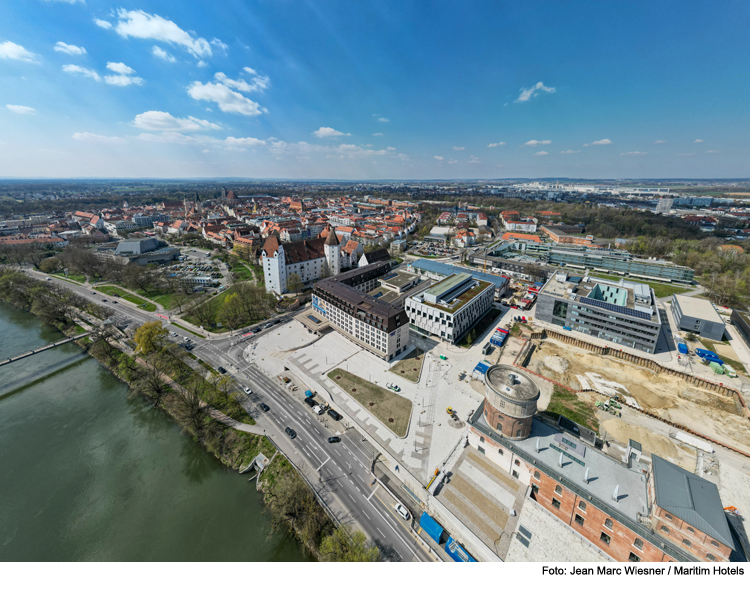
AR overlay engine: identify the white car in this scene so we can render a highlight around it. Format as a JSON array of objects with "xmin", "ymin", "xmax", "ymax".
[
  {"xmin": 170, "ymin": 332, "xmax": 178, "ymax": 337},
  {"xmin": 386, "ymin": 382, "xmax": 401, "ymax": 392},
  {"xmin": 312, "ymin": 405, "xmax": 324, "ymax": 415},
  {"xmin": 394, "ymin": 502, "xmax": 410, "ymax": 521},
  {"xmin": 244, "ymin": 387, "xmax": 252, "ymax": 395}
]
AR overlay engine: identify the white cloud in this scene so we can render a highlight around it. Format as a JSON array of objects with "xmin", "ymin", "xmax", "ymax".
[
  {"xmin": 132, "ymin": 111, "xmax": 221, "ymax": 132},
  {"xmin": 188, "ymin": 81, "xmax": 266, "ymax": 116},
  {"xmin": 586, "ymin": 138, "xmax": 612, "ymax": 146},
  {"xmin": 210, "ymin": 38, "xmax": 229, "ymax": 53},
  {"xmin": 620, "ymin": 151, "xmax": 647, "ymax": 156},
  {"xmin": 134, "ymin": 132, "xmax": 199, "ymax": 145},
  {"xmin": 386, "ymin": 147, "xmax": 396, "ymax": 151},
  {"xmin": 378, "ymin": 117, "xmax": 389, "ymax": 123},
  {"xmin": 62, "ymin": 64, "xmax": 101, "ymax": 81},
  {"xmin": 214, "ymin": 70, "xmax": 269, "ymax": 93},
  {"xmin": 6, "ymin": 104, "xmax": 36, "ymax": 114},
  {"xmin": 312, "ymin": 127, "xmax": 350, "ymax": 138},
  {"xmin": 706, "ymin": 150, "xmax": 719, "ymax": 154},
  {"xmin": 0, "ymin": 41, "xmax": 39, "ymax": 62},
  {"xmin": 43, "ymin": 0, "xmax": 84, "ymax": 4},
  {"xmin": 467, "ymin": 156, "xmax": 480, "ymax": 164},
  {"xmin": 560, "ymin": 149, "xmax": 580, "ymax": 154},
  {"xmin": 107, "ymin": 62, "xmax": 135, "ymax": 75},
  {"xmin": 525, "ymin": 139, "xmax": 552, "ymax": 146},
  {"xmin": 534, "ymin": 151, "xmax": 548, "ymax": 156},
  {"xmin": 654, "ymin": 140, "xmax": 667, "ymax": 144},
  {"xmin": 434, "ymin": 156, "xmax": 444, "ymax": 161},
  {"xmin": 244, "ymin": 67, "xmax": 258, "ymax": 75},
  {"xmin": 94, "ymin": 19, "xmax": 113, "ymax": 30},
  {"xmin": 694, "ymin": 139, "xmax": 703, "ymax": 143},
  {"xmin": 516, "ymin": 81, "xmax": 555, "ymax": 102},
  {"xmin": 197, "ymin": 60, "xmax": 207, "ymax": 68},
  {"xmin": 72, "ymin": 132, "xmax": 124, "ymax": 144},
  {"xmin": 151, "ymin": 46, "xmax": 176, "ymax": 62},
  {"xmin": 223, "ymin": 136, "xmax": 266, "ymax": 147},
  {"xmin": 448, "ymin": 160, "xmax": 458, "ymax": 164},
  {"xmin": 113, "ymin": 9, "xmax": 213, "ymax": 58},
  {"xmin": 372, "ymin": 132, "xmax": 383, "ymax": 136},
  {"xmin": 54, "ymin": 42, "xmax": 86, "ymax": 56},
  {"xmin": 453, "ymin": 146, "xmax": 465, "ymax": 151},
  {"xmin": 487, "ymin": 142, "xmax": 505, "ymax": 147}
]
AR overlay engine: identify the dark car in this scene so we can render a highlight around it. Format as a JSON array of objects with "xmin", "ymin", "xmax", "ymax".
[
  {"xmin": 327, "ymin": 408, "xmax": 342, "ymax": 421},
  {"xmin": 217, "ymin": 366, "xmax": 227, "ymax": 374},
  {"xmin": 273, "ymin": 319, "xmax": 281, "ymax": 325},
  {"xmin": 304, "ymin": 397, "xmax": 317, "ymax": 408},
  {"xmin": 327, "ymin": 436, "xmax": 341, "ymax": 444},
  {"xmin": 259, "ymin": 403, "xmax": 270, "ymax": 412},
  {"xmin": 285, "ymin": 427, "xmax": 297, "ymax": 439}
]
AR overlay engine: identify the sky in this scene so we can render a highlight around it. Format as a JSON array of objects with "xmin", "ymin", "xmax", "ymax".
[{"xmin": 1, "ymin": 0, "xmax": 748, "ymax": 180}]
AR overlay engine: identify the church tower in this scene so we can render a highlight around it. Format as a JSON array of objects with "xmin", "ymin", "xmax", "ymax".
[{"xmin": 324, "ymin": 225, "xmax": 341, "ymax": 276}]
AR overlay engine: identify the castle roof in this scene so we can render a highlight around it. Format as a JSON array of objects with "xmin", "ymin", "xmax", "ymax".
[{"xmin": 324, "ymin": 224, "xmax": 340, "ymax": 246}]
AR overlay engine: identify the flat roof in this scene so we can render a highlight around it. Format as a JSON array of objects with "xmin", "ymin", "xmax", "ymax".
[
  {"xmin": 409, "ymin": 259, "xmax": 509, "ymax": 289},
  {"xmin": 673, "ymin": 294, "xmax": 723, "ymax": 323},
  {"xmin": 425, "ymin": 272, "xmax": 472, "ymax": 299},
  {"xmin": 379, "ymin": 270, "xmax": 417, "ymax": 289}
]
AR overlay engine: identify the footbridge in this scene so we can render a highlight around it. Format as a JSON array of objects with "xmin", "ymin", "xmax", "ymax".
[{"xmin": 0, "ymin": 332, "xmax": 90, "ymax": 367}]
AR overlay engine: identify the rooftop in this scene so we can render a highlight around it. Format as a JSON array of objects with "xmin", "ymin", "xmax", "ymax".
[
  {"xmin": 408, "ymin": 258, "xmax": 509, "ymax": 290},
  {"xmin": 673, "ymin": 294, "xmax": 724, "ymax": 323},
  {"xmin": 485, "ymin": 365, "xmax": 539, "ymax": 402}
]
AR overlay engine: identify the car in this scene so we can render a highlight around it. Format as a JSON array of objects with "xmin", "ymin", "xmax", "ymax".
[
  {"xmin": 183, "ymin": 336, "xmax": 190, "ymax": 342},
  {"xmin": 304, "ymin": 397, "xmax": 317, "ymax": 407},
  {"xmin": 327, "ymin": 436, "xmax": 341, "ymax": 444},
  {"xmin": 394, "ymin": 502, "xmax": 410, "ymax": 521},
  {"xmin": 312, "ymin": 405, "xmax": 324, "ymax": 415},
  {"xmin": 45, "ymin": 277, "xmax": 52, "ymax": 281},
  {"xmin": 386, "ymin": 383, "xmax": 401, "ymax": 392},
  {"xmin": 259, "ymin": 403, "xmax": 270, "ymax": 412},
  {"xmin": 91, "ymin": 291, "xmax": 96, "ymax": 295},
  {"xmin": 185, "ymin": 344, "xmax": 194, "ymax": 351},
  {"xmin": 112, "ymin": 300, "xmax": 118, "ymax": 304},
  {"xmin": 101, "ymin": 298, "xmax": 108, "ymax": 302},
  {"xmin": 327, "ymin": 408, "xmax": 342, "ymax": 420},
  {"xmin": 244, "ymin": 386, "xmax": 252, "ymax": 394},
  {"xmin": 285, "ymin": 427, "xmax": 297, "ymax": 439},
  {"xmin": 171, "ymin": 332, "xmax": 178, "ymax": 337},
  {"xmin": 217, "ymin": 366, "xmax": 227, "ymax": 374}
]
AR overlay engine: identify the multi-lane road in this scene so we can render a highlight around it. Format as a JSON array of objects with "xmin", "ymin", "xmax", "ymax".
[{"xmin": 31, "ymin": 270, "xmax": 430, "ymax": 562}]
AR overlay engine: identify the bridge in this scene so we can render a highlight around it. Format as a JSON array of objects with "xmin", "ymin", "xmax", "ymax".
[{"xmin": 0, "ymin": 332, "xmax": 91, "ymax": 367}]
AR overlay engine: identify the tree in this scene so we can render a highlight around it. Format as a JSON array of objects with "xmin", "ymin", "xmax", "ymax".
[
  {"xmin": 39, "ymin": 256, "xmax": 62, "ymax": 274},
  {"xmin": 320, "ymin": 526, "xmax": 380, "ymax": 562},
  {"xmin": 133, "ymin": 320, "xmax": 169, "ymax": 355},
  {"xmin": 218, "ymin": 292, "xmax": 244, "ymax": 331},
  {"xmin": 210, "ymin": 373, "xmax": 235, "ymax": 406},
  {"xmin": 173, "ymin": 375, "xmax": 210, "ymax": 434},
  {"xmin": 134, "ymin": 355, "xmax": 173, "ymax": 406},
  {"xmin": 287, "ymin": 272, "xmax": 303, "ymax": 294}
]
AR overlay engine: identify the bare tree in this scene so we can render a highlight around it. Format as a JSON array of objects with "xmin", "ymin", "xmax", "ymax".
[{"xmin": 173, "ymin": 375, "xmax": 210, "ymax": 434}]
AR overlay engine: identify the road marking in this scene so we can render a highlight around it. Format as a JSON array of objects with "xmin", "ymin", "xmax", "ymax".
[
  {"xmin": 370, "ymin": 495, "xmax": 418, "ymax": 557},
  {"xmin": 347, "ymin": 462, "xmax": 351, "ymax": 470},
  {"xmin": 367, "ymin": 485, "xmax": 380, "ymax": 501},
  {"xmin": 376, "ymin": 527, "xmax": 385, "ymax": 536},
  {"xmin": 348, "ymin": 493, "xmax": 357, "ymax": 504},
  {"xmin": 316, "ymin": 457, "xmax": 330, "ymax": 472},
  {"xmin": 333, "ymin": 449, "xmax": 342, "ymax": 457},
  {"xmin": 363, "ymin": 511, "xmax": 371, "ymax": 520}
]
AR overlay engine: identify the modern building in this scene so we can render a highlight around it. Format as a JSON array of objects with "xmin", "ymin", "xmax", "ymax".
[
  {"xmin": 405, "ymin": 272, "xmax": 494, "ymax": 343},
  {"xmin": 467, "ymin": 366, "xmax": 736, "ymax": 563},
  {"xmin": 671, "ymin": 295, "xmax": 725, "ymax": 341},
  {"xmin": 407, "ymin": 259, "xmax": 509, "ymax": 299},
  {"xmin": 96, "ymin": 237, "xmax": 179, "ymax": 266},
  {"xmin": 655, "ymin": 198, "xmax": 674, "ymax": 214},
  {"xmin": 311, "ymin": 262, "xmax": 409, "ymax": 360},
  {"xmin": 540, "ymin": 225, "xmax": 595, "ymax": 246},
  {"xmin": 730, "ymin": 309, "xmax": 750, "ymax": 349},
  {"xmin": 535, "ymin": 274, "xmax": 663, "ymax": 354}
]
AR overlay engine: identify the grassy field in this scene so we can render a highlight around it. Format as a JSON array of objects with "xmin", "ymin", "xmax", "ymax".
[
  {"xmin": 389, "ymin": 348, "xmax": 425, "ymax": 383},
  {"xmin": 698, "ymin": 339, "xmax": 747, "ymax": 376},
  {"xmin": 172, "ymin": 322, "xmax": 205, "ymax": 338},
  {"xmin": 457, "ymin": 308, "xmax": 501, "ymax": 348},
  {"xmin": 94, "ymin": 285, "xmax": 157, "ymax": 312},
  {"xmin": 54, "ymin": 272, "xmax": 86, "ymax": 283},
  {"xmin": 328, "ymin": 368, "xmax": 411, "ymax": 437},
  {"xmin": 587, "ymin": 273, "xmax": 692, "ymax": 299},
  {"xmin": 543, "ymin": 386, "xmax": 600, "ymax": 432}
]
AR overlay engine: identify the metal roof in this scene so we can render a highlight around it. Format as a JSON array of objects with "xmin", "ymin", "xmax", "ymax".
[
  {"xmin": 651, "ymin": 454, "xmax": 735, "ymax": 549},
  {"xmin": 409, "ymin": 259, "xmax": 508, "ymax": 289}
]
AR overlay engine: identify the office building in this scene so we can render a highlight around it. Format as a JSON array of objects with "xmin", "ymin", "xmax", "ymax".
[
  {"xmin": 535, "ymin": 275, "xmax": 662, "ymax": 354},
  {"xmin": 405, "ymin": 273, "xmax": 494, "ymax": 343},
  {"xmin": 671, "ymin": 295, "xmax": 725, "ymax": 341}
]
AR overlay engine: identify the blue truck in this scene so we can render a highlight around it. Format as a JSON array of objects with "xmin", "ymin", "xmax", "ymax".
[
  {"xmin": 695, "ymin": 348, "xmax": 723, "ymax": 365},
  {"xmin": 674, "ymin": 337, "xmax": 689, "ymax": 355},
  {"xmin": 490, "ymin": 328, "xmax": 509, "ymax": 347}
]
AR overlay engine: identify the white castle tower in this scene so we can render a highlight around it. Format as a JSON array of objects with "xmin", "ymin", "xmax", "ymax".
[{"xmin": 324, "ymin": 225, "xmax": 341, "ymax": 276}]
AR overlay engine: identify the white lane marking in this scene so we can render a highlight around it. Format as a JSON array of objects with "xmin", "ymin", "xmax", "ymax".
[
  {"xmin": 333, "ymin": 449, "xmax": 341, "ymax": 457},
  {"xmin": 356, "ymin": 474, "xmax": 365, "ymax": 484},
  {"xmin": 348, "ymin": 493, "xmax": 357, "ymax": 504},
  {"xmin": 363, "ymin": 511, "xmax": 371, "ymax": 520},
  {"xmin": 376, "ymin": 527, "xmax": 385, "ymax": 536},
  {"xmin": 347, "ymin": 462, "xmax": 352, "ymax": 470},
  {"xmin": 367, "ymin": 485, "xmax": 380, "ymax": 501},
  {"xmin": 316, "ymin": 457, "xmax": 330, "ymax": 472},
  {"xmin": 368, "ymin": 497, "xmax": 417, "ymax": 557},
  {"xmin": 302, "ymin": 447, "xmax": 312, "ymax": 458}
]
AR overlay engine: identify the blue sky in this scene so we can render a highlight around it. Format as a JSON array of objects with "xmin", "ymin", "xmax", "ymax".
[{"xmin": 1, "ymin": 0, "xmax": 748, "ymax": 179}]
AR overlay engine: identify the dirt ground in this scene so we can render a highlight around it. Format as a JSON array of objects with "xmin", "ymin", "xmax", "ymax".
[
  {"xmin": 600, "ymin": 418, "xmax": 697, "ymax": 470},
  {"xmin": 526, "ymin": 339, "xmax": 750, "ymax": 452}
]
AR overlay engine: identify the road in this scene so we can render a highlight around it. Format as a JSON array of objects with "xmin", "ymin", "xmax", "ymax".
[{"xmin": 30, "ymin": 270, "xmax": 429, "ymax": 561}]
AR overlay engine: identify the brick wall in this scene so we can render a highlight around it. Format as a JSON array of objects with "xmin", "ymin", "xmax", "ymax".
[
  {"xmin": 651, "ymin": 505, "xmax": 731, "ymax": 562},
  {"xmin": 483, "ymin": 401, "xmax": 533, "ymax": 440}
]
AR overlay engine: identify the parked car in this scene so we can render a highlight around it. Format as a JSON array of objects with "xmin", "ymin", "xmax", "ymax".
[
  {"xmin": 327, "ymin": 408, "xmax": 342, "ymax": 421},
  {"xmin": 259, "ymin": 403, "xmax": 270, "ymax": 412},
  {"xmin": 386, "ymin": 383, "xmax": 401, "ymax": 392},
  {"xmin": 304, "ymin": 397, "xmax": 317, "ymax": 408},
  {"xmin": 327, "ymin": 436, "xmax": 341, "ymax": 444},
  {"xmin": 312, "ymin": 405, "xmax": 324, "ymax": 415},
  {"xmin": 394, "ymin": 503, "xmax": 410, "ymax": 521},
  {"xmin": 217, "ymin": 366, "xmax": 227, "ymax": 374},
  {"xmin": 171, "ymin": 332, "xmax": 178, "ymax": 337},
  {"xmin": 285, "ymin": 427, "xmax": 297, "ymax": 439},
  {"xmin": 244, "ymin": 386, "xmax": 252, "ymax": 394}
]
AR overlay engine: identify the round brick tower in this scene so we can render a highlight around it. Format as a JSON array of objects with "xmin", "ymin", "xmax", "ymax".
[{"xmin": 483, "ymin": 365, "xmax": 539, "ymax": 440}]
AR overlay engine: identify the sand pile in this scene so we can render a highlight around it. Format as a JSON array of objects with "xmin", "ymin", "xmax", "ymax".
[
  {"xmin": 601, "ymin": 418, "xmax": 684, "ymax": 463},
  {"xmin": 543, "ymin": 355, "xmax": 569, "ymax": 373}
]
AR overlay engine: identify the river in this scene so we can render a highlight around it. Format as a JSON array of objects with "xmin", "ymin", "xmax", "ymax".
[{"xmin": 0, "ymin": 302, "xmax": 307, "ymax": 561}]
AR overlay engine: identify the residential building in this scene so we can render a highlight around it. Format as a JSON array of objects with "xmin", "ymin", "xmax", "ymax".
[
  {"xmin": 535, "ymin": 274, "xmax": 663, "ymax": 354},
  {"xmin": 540, "ymin": 225, "xmax": 595, "ymax": 246},
  {"xmin": 405, "ymin": 272, "xmax": 494, "ymax": 343},
  {"xmin": 359, "ymin": 248, "xmax": 390, "ymax": 267},
  {"xmin": 671, "ymin": 295, "xmax": 725, "ymax": 341}
]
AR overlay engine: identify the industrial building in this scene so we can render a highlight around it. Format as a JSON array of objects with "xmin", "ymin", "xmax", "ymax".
[
  {"xmin": 405, "ymin": 273, "xmax": 494, "ymax": 344},
  {"xmin": 671, "ymin": 295, "xmax": 726, "ymax": 341},
  {"xmin": 467, "ymin": 364, "xmax": 736, "ymax": 563},
  {"xmin": 535, "ymin": 274, "xmax": 663, "ymax": 354},
  {"xmin": 96, "ymin": 237, "xmax": 179, "ymax": 266}
]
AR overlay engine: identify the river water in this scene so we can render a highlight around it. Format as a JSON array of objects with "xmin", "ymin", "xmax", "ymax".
[{"xmin": 0, "ymin": 302, "xmax": 307, "ymax": 561}]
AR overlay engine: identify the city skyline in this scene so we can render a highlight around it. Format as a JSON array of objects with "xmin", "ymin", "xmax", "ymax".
[{"xmin": 1, "ymin": 1, "xmax": 748, "ymax": 179}]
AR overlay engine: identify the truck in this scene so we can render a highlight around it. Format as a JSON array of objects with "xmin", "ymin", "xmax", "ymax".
[
  {"xmin": 490, "ymin": 328, "xmax": 509, "ymax": 347},
  {"xmin": 674, "ymin": 336, "xmax": 688, "ymax": 355},
  {"xmin": 695, "ymin": 348, "xmax": 721, "ymax": 363}
]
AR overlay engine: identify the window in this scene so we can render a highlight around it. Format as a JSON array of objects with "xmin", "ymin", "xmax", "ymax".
[
  {"xmin": 514, "ymin": 459, "xmax": 520, "ymax": 466},
  {"xmin": 554, "ymin": 485, "xmax": 563, "ymax": 496},
  {"xmin": 634, "ymin": 538, "xmax": 644, "ymax": 550},
  {"xmin": 706, "ymin": 554, "xmax": 716, "ymax": 562},
  {"xmin": 686, "ymin": 526, "xmax": 695, "ymax": 534},
  {"xmin": 578, "ymin": 500, "xmax": 587, "ymax": 511},
  {"xmin": 478, "ymin": 446, "xmax": 485, "ymax": 455},
  {"xmin": 551, "ymin": 498, "xmax": 561, "ymax": 509},
  {"xmin": 628, "ymin": 552, "xmax": 641, "ymax": 562},
  {"xmin": 512, "ymin": 470, "xmax": 519, "ymax": 479},
  {"xmin": 533, "ymin": 471, "xmax": 540, "ymax": 480},
  {"xmin": 664, "ymin": 513, "xmax": 673, "ymax": 521},
  {"xmin": 498, "ymin": 449, "xmax": 504, "ymax": 456},
  {"xmin": 480, "ymin": 436, "xmax": 485, "ymax": 443},
  {"xmin": 711, "ymin": 540, "xmax": 720, "ymax": 548},
  {"xmin": 604, "ymin": 518, "xmax": 613, "ymax": 530},
  {"xmin": 661, "ymin": 526, "xmax": 670, "ymax": 534},
  {"xmin": 574, "ymin": 514, "xmax": 585, "ymax": 526},
  {"xmin": 682, "ymin": 539, "xmax": 691, "ymax": 548},
  {"xmin": 600, "ymin": 532, "xmax": 611, "ymax": 545}
]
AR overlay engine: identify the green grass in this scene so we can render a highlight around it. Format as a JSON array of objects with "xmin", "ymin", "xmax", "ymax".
[
  {"xmin": 543, "ymin": 386, "xmax": 600, "ymax": 432},
  {"xmin": 587, "ymin": 273, "xmax": 692, "ymax": 298},
  {"xmin": 94, "ymin": 285, "xmax": 157, "ymax": 312},
  {"xmin": 698, "ymin": 339, "xmax": 747, "ymax": 376},
  {"xmin": 172, "ymin": 322, "xmax": 205, "ymax": 338},
  {"xmin": 389, "ymin": 348, "xmax": 425, "ymax": 383},
  {"xmin": 328, "ymin": 368, "xmax": 412, "ymax": 437},
  {"xmin": 457, "ymin": 308, "xmax": 501, "ymax": 348},
  {"xmin": 54, "ymin": 272, "xmax": 86, "ymax": 283}
]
